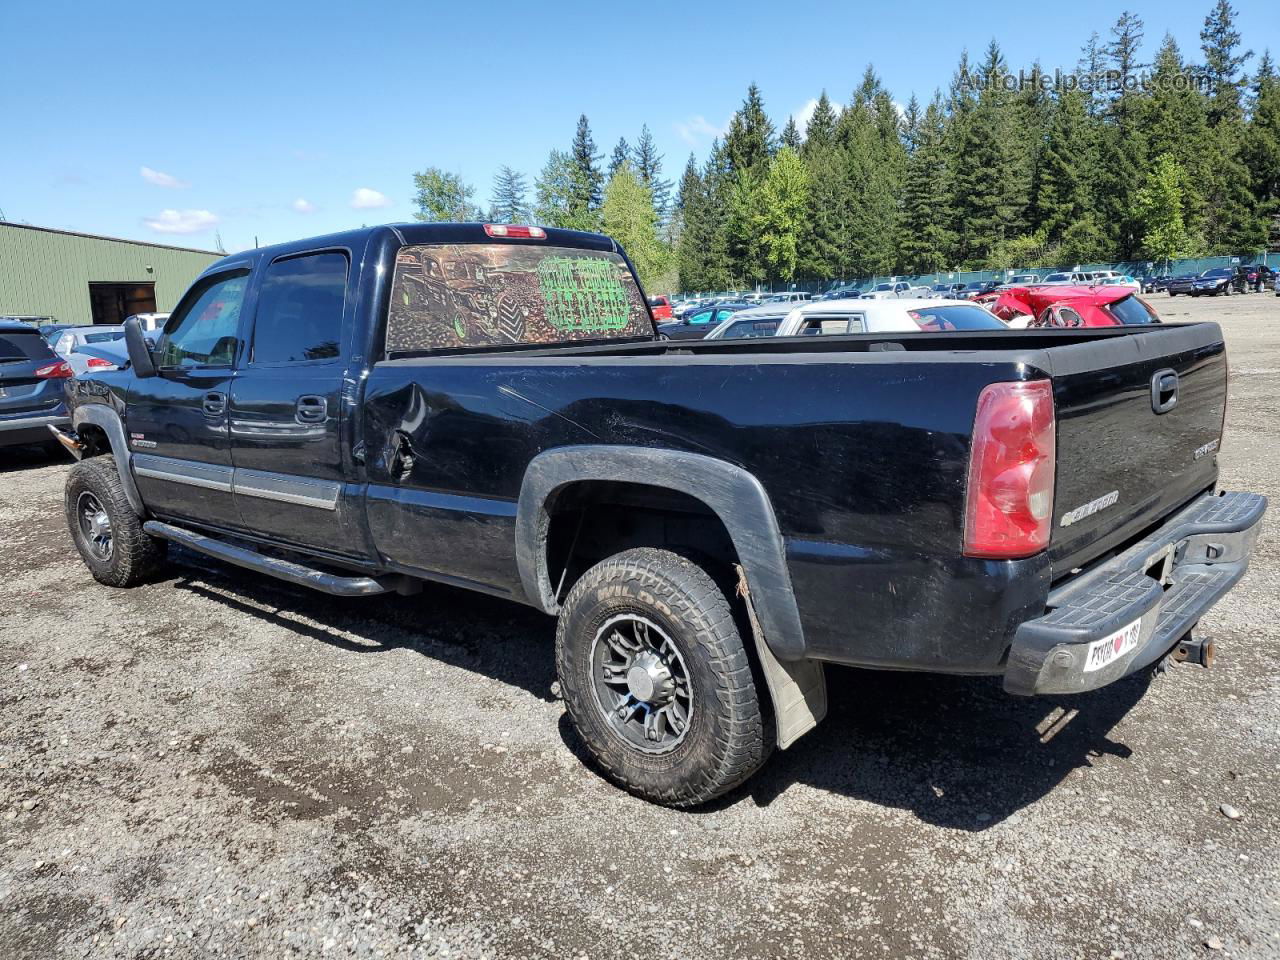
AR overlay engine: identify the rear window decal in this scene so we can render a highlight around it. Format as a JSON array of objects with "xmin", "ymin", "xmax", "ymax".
[{"xmin": 385, "ymin": 243, "xmax": 651, "ymax": 353}]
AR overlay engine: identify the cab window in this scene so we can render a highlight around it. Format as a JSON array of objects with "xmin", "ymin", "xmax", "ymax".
[
  {"xmin": 157, "ymin": 271, "xmax": 248, "ymax": 369},
  {"xmin": 251, "ymin": 252, "xmax": 348, "ymax": 364}
]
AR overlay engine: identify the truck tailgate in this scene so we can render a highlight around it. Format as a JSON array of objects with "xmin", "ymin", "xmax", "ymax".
[{"xmin": 1046, "ymin": 323, "xmax": 1227, "ymax": 575}]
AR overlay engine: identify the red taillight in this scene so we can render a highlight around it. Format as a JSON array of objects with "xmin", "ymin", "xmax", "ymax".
[
  {"xmin": 484, "ymin": 224, "xmax": 546, "ymax": 239},
  {"xmin": 34, "ymin": 360, "xmax": 72, "ymax": 379},
  {"xmin": 963, "ymin": 379, "xmax": 1056, "ymax": 559},
  {"xmin": 86, "ymin": 357, "xmax": 116, "ymax": 369}
]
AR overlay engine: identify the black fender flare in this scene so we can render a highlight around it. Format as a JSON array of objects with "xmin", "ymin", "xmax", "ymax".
[
  {"xmin": 72, "ymin": 405, "xmax": 145, "ymax": 517},
  {"xmin": 515, "ymin": 445, "xmax": 807, "ymax": 661}
]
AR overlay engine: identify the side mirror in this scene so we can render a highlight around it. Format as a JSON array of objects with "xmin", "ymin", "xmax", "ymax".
[{"xmin": 124, "ymin": 317, "xmax": 158, "ymax": 379}]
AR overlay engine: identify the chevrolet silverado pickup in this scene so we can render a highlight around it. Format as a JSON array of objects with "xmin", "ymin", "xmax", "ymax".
[{"xmin": 54, "ymin": 222, "xmax": 1266, "ymax": 807}]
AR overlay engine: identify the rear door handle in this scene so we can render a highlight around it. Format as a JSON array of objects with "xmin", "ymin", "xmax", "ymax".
[
  {"xmin": 296, "ymin": 395, "xmax": 328, "ymax": 424},
  {"xmin": 202, "ymin": 392, "xmax": 226, "ymax": 417}
]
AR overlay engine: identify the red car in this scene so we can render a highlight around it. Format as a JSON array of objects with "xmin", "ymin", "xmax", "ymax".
[
  {"xmin": 647, "ymin": 295, "xmax": 673, "ymax": 321},
  {"xmin": 982, "ymin": 285, "xmax": 1161, "ymax": 328}
]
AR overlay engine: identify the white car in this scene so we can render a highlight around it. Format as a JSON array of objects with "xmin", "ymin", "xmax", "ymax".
[
  {"xmin": 1008, "ymin": 273, "xmax": 1042, "ymax": 285},
  {"xmin": 1097, "ymin": 275, "xmax": 1142, "ymax": 292},
  {"xmin": 705, "ymin": 298, "xmax": 1007, "ymax": 339},
  {"xmin": 51, "ymin": 325, "xmax": 125, "ymax": 358},
  {"xmin": 123, "ymin": 312, "xmax": 170, "ymax": 333},
  {"xmin": 762, "ymin": 291, "xmax": 812, "ymax": 304},
  {"xmin": 1041, "ymin": 271, "xmax": 1096, "ymax": 285},
  {"xmin": 862, "ymin": 281, "xmax": 913, "ymax": 300}
]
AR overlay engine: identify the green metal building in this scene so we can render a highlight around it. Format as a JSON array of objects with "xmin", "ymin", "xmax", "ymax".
[{"xmin": 0, "ymin": 221, "xmax": 222, "ymax": 326}]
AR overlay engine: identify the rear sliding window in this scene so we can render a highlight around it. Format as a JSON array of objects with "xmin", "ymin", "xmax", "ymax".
[
  {"xmin": 1106, "ymin": 294, "xmax": 1158, "ymax": 325},
  {"xmin": 0, "ymin": 330, "xmax": 54, "ymax": 363},
  {"xmin": 385, "ymin": 243, "xmax": 652, "ymax": 354}
]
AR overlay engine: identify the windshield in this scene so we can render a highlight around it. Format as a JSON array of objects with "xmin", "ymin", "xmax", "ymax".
[
  {"xmin": 873, "ymin": 283, "xmax": 894, "ymax": 291},
  {"xmin": 1105, "ymin": 295, "xmax": 1158, "ymax": 325},
  {"xmin": 1202, "ymin": 268, "xmax": 1231, "ymax": 278},
  {"xmin": 906, "ymin": 305, "xmax": 1006, "ymax": 331},
  {"xmin": 1011, "ymin": 275, "xmax": 1037, "ymax": 283}
]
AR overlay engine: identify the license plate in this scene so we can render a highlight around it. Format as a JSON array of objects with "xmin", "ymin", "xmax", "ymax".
[{"xmin": 1082, "ymin": 617, "xmax": 1144, "ymax": 673}]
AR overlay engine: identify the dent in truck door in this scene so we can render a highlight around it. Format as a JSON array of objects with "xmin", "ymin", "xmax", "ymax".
[
  {"xmin": 127, "ymin": 269, "xmax": 246, "ymax": 529},
  {"xmin": 227, "ymin": 250, "xmax": 363, "ymax": 558}
]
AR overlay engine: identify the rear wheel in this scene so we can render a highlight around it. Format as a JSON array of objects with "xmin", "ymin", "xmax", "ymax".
[
  {"xmin": 555, "ymin": 548, "xmax": 772, "ymax": 807},
  {"xmin": 65, "ymin": 455, "xmax": 166, "ymax": 587}
]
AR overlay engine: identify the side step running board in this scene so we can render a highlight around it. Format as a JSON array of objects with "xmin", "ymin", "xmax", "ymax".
[{"xmin": 142, "ymin": 521, "xmax": 396, "ymax": 597}]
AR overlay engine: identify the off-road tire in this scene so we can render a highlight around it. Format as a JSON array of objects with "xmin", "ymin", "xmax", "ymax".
[
  {"xmin": 556, "ymin": 548, "xmax": 772, "ymax": 807},
  {"xmin": 65, "ymin": 455, "xmax": 166, "ymax": 587}
]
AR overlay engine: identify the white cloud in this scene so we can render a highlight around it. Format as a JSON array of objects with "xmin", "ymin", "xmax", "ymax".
[
  {"xmin": 675, "ymin": 115, "xmax": 729, "ymax": 147},
  {"xmin": 349, "ymin": 187, "xmax": 390, "ymax": 209},
  {"xmin": 142, "ymin": 208, "xmax": 219, "ymax": 235},
  {"xmin": 292, "ymin": 197, "xmax": 317, "ymax": 214},
  {"xmin": 790, "ymin": 98, "xmax": 820, "ymax": 133},
  {"xmin": 140, "ymin": 166, "xmax": 189, "ymax": 189}
]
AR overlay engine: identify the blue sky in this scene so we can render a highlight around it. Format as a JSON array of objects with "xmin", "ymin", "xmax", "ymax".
[{"xmin": 4, "ymin": 0, "xmax": 1275, "ymax": 253}]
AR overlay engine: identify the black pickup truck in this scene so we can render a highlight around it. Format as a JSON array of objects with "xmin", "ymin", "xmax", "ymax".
[{"xmin": 54, "ymin": 222, "xmax": 1266, "ymax": 807}]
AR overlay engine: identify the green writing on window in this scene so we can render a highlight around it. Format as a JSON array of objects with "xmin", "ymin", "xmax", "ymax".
[{"xmin": 538, "ymin": 256, "xmax": 631, "ymax": 331}]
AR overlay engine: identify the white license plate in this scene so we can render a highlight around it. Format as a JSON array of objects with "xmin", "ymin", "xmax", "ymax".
[{"xmin": 1082, "ymin": 617, "xmax": 1144, "ymax": 673}]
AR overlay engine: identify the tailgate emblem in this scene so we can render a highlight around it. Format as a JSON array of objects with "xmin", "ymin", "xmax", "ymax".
[{"xmin": 1061, "ymin": 490, "xmax": 1119, "ymax": 527}]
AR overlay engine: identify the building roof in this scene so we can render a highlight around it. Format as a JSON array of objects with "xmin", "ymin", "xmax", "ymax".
[{"xmin": 0, "ymin": 220, "xmax": 223, "ymax": 257}]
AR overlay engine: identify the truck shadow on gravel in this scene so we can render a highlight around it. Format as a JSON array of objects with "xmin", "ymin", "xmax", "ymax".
[
  {"xmin": 0, "ymin": 443, "xmax": 68, "ymax": 473},
  {"xmin": 168, "ymin": 550, "xmax": 559, "ymax": 705},
  {"xmin": 166, "ymin": 548, "xmax": 1148, "ymax": 828},
  {"xmin": 734, "ymin": 665, "xmax": 1147, "ymax": 827}
]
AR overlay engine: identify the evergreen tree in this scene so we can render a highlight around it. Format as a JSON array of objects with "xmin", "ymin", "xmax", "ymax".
[
  {"xmin": 1244, "ymin": 54, "xmax": 1280, "ymax": 205},
  {"xmin": 1033, "ymin": 92, "xmax": 1096, "ymax": 243},
  {"xmin": 608, "ymin": 137, "xmax": 631, "ymax": 179},
  {"xmin": 724, "ymin": 83, "xmax": 776, "ymax": 176},
  {"xmin": 533, "ymin": 149, "xmax": 577, "ymax": 228},
  {"xmin": 1142, "ymin": 35, "xmax": 1212, "ymax": 237},
  {"xmin": 1200, "ymin": 0, "xmax": 1252, "ymax": 126},
  {"xmin": 781, "ymin": 116, "xmax": 802, "ymax": 150},
  {"xmin": 488, "ymin": 165, "xmax": 529, "ymax": 224},
  {"xmin": 568, "ymin": 115, "xmax": 604, "ymax": 229},
  {"xmin": 675, "ymin": 154, "xmax": 709, "ymax": 291},
  {"xmin": 634, "ymin": 124, "xmax": 673, "ymax": 219},
  {"xmin": 411, "ymin": 168, "xmax": 481, "ymax": 222},
  {"xmin": 803, "ymin": 91, "xmax": 838, "ymax": 152},
  {"xmin": 699, "ymin": 139, "xmax": 735, "ymax": 290},
  {"xmin": 1077, "ymin": 31, "xmax": 1107, "ymax": 117},
  {"xmin": 899, "ymin": 95, "xmax": 954, "ymax": 273}
]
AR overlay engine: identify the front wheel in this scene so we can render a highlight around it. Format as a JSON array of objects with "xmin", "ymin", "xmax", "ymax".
[
  {"xmin": 555, "ymin": 548, "xmax": 772, "ymax": 807},
  {"xmin": 65, "ymin": 455, "xmax": 167, "ymax": 587}
]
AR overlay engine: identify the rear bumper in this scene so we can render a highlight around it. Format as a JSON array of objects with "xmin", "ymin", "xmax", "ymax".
[
  {"xmin": 0, "ymin": 410, "xmax": 70, "ymax": 446},
  {"xmin": 1004, "ymin": 491, "xmax": 1267, "ymax": 696}
]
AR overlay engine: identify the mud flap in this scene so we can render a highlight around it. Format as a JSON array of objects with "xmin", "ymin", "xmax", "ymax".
[{"xmin": 735, "ymin": 565, "xmax": 826, "ymax": 749}]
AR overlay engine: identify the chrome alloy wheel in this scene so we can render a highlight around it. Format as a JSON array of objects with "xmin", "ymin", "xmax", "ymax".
[
  {"xmin": 76, "ymin": 491, "xmax": 113, "ymax": 561},
  {"xmin": 590, "ymin": 614, "xmax": 693, "ymax": 754}
]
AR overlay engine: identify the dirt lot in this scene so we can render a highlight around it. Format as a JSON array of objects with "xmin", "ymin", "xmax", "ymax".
[{"xmin": 2, "ymin": 291, "xmax": 1278, "ymax": 959}]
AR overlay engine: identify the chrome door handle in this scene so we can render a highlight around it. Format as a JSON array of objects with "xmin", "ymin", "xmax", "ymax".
[{"xmin": 296, "ymin": 395, "xmax": 328, "ymax": 424}]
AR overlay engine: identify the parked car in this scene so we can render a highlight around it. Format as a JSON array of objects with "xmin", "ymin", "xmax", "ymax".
[
  {"xmin": 958, "ymin": 280, "xmax": 1000, "ymax": 300},
  {"xmin": 765, "ymin": 298, "xmax": 1008, "ymax": 336},
  {"xmin": 763, "ymin": 291, "xmax": 812, "ymax": 305},
  {"xmin": 657, "ymin": 302, "xmax": 748, "ymax": 340},
  {"xmin": 65, "ymin": 339, "xmax": 132, "ymax": 377},
  {"xmin": 51, "ymin": 325, "xmax": 126, "ymax": 358},
  {"xmin": 1097, "ymin": 275, "xmax": 1142, "ymax": 293},
  {"xmin": 1007, "ymin": 273, "xmax": 1042, "ymax": 286},
  {"xmin": 989, "ymin": 285, "xmax": 1161, "ymax": 328},
  {"xmin": 0, "ymin": 319, "xmax": 71, "ymax": 451},
  {"xmin": 646, "ymin": 296, "xmax": 672, "ymax": 321},
  {"xmin": 862, "ymin": 280, "xmax": 912, "ymax": 300},
  {"xmin": 38, "ymin": 323, "xmax": 80, "ymax": 342},
  {"xmin": 1187, "ymin": 268, "xmax": 1235, "ymax": 297},
  {"xmin": 55, "ymin": 222, "xmax": 1265, "ymax": 808},
  {"xmin": 1164, "ymin": 274, "xmax": 1198, "ymax": 296},
  {"xmin": 929, "ymin": 283, "xmax": 961, "ymax": 298},
  {"xmin": 123, "ymin": 312, "xmax": 171, "ymax": 333},
  {"xmin": 1041, "ymin": 271, "xmax": 1097, "ymax": 285},
  {"xmin": 703, "ymin": 307, "xmax": 788, "ymax": 339}
]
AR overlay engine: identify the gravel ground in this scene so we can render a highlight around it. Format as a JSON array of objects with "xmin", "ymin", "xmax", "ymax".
[{"xmin": 2, "ymin": 292, "xmax": 1278, "ymax": 959}]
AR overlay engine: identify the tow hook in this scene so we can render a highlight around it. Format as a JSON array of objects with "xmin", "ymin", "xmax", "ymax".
[{"xmin": 1173, "ymin": 634, "xmax": 1216, "ymax": 669}]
